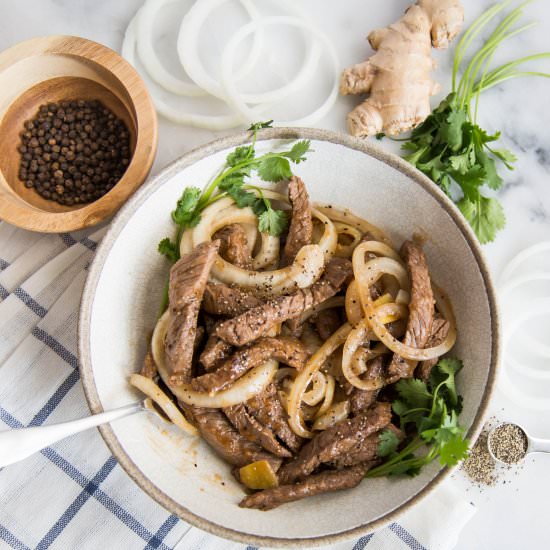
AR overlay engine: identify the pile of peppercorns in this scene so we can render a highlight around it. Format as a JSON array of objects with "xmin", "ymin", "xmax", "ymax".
[{"xmin": 18, "ymin": 99, "xmax": 131, "ymax": 206}]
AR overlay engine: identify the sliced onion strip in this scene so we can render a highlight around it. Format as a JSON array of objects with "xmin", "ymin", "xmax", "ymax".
[
  {"xmin": 353, "ymin": 243, "xmax": 457, "ymax": 361},
  {"xmin": 152, "ymin": 312, "xmax": 277, "ymax": 407},
  {"xmin": 302, "ymin": 371, "xmax": 328, "ymax": 406},
  {"xmin": 130, "ymin": 373, "xmax": 198, "ymax": 435},
  {"xmin": 288, "ymin": 323, "xmax": 351, "ymax": 438},
  {"xmin": 312, "ymin": 400, "xmax": 350, "ymax": 431}
]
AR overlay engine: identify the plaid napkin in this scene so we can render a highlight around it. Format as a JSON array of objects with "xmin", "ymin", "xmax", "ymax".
[{"xmin": 0, "ymin": 221, "xmax": 475, "ymax": 550}]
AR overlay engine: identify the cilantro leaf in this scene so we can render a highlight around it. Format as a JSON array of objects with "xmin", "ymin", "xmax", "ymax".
[
  {"xmin": 226, "ymin": 145, "xmax": 255, "ymax": 167},
  {"xmin": 448, "ymin": 152, "xmax": 471, "ymax": 175},
  {"xmin": 227, "ymin": 187, "xmax": 257, "ymax": 208},
  {"xmin": 458, "ymin": 196, "xmax": 506, "ymax": 244},
  {"xmin": 257, "ymin": 156, "xmax": 293, "ymax": 182},
  {"xmin": 440, "ymin": 107, "xmax": 468, "ymax": 151},
  {"xmin": 439, "ymin": 434, "xmax": 469, "ymax": 466},
  {"xmin": 429, "ymin": 358, "xmax": 463, "ymax": 408},
  {"xmin": 491, "ymin": 148, "xmax": 517, "ymax": 170},
  {"xmin": 248, "ymin": 120, "xmax": 273, "ymax": 131},
  {"xmin": 257, "ymin": 208, "xmax": 289, "ymax": 236},
  {"xmin": 476, "ymin": 148, "xmax": 502, "ymax": 190},
  {"xmin": 158, "ymin": 237, "xmax": 179, "ymax": 263},
  {"xmin": 395, "ymin": 378, "xmax": 432, "ymax": 409},
  {"xmin": 172, "ymin": 187, "xmax": 201, "ymax": 228},
  {"xmin": 378, "ymin": 429, "xmax": 400, "ymax": 457},
  {"xmin": 451, "ymin": 165, "xmax": 486, "ymax": 201},
  {"xmin": 284, "ymin": 140, "xmax": 312, "ymax": 164}
]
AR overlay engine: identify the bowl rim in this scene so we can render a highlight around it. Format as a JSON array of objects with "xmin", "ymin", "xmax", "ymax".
[
  {"xmin": 78, "ymin": 127, "xmax": 500, "ymax": 547},
  {"xmin": 0, "ymin": 35, "xmax": 158, "ymax": 232}
]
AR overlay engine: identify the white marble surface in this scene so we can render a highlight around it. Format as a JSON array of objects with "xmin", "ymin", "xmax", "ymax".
[{"xmin": 1, "ymin": 1, "xmax": 549, "ymax": 549}]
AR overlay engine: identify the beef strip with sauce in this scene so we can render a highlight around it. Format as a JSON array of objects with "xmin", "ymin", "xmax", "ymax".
[
  {"xmin": 202, "ymin": 283, "xmax": 262, "ymax": 316},
  {"xmin": 223, "ymin": 404, "xmax": 292, "ymax": 458},
  {"xmin": 190, "ymin": 406, "xmax": 282, "ymax": 471},
  {"xmin": 199, "ymin": 334, "xmax": 233, "ymax": 371},
  {"xmin": 386, "ymin": 241, "xmax": 434, "ymax": 384},
  {"xmin": 165, "ymin": 241, "xmax": 219, "ymax": 385},
  {"xmin": 314, "ymin": 308, "xmax": 342, "ymax": 341},
  {"xmin": 213, "ymin": 223, "xmax": 253, "ymax": 269},
  {"xmin": 278, "ymin": 401, "xmax": 392, "ymax": 484},
  {"xmin": 330, "ymin": 424, "xmax": 403, "ymax": 468},
  {"xmin": 281, "ymin": 176, "xmax": 313, "ymax": 267},
  {"xmin": 192, "ymin": 336, "xmax": 309, "ymax": 394},
  {"xmin": 349, "ymin": 355, "xmax": 385, "ymax": 415},
  {"xmin": 415, "ymin": 317, "xmax": 450, "ymax": 381},
  {"xmin": 239, "ymin": 463, "xmax": 370, "ymax": 510},
  {"xmin": 215, "ymin": 257, "xmax": 352, "ymax": 346},
  {"xmin": 246, "ymin": 383, "xmax": 303, "ymax": 453}
]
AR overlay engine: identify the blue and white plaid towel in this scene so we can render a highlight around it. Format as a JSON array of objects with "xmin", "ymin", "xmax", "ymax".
[{"xmin": 0, "ymin": 221, "xmax": 475, "ymax": 550}]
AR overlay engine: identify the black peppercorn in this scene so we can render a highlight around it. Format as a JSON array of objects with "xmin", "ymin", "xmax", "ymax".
[{"xmin": 17, "ymin": 99, "xmax": 131, "ymax": 206}]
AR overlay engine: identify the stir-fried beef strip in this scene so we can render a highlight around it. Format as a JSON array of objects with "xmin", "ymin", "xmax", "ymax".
[
  {"xmin": 224, "ymin": 404, "xmax": 292, "ymax": 458},
  {"xmin": 165, "ymin": 241, "xmax": 220, "ymax": 385},
  {"xmin": 202, "ymin": 283, "xmax": 262, "ymax": 316},
  {"xmin": 213, "ymin": 223, "xmax": 253, "ymax": 269},
  {"xmin": 246, "ymin": 383, "xmax": 303, "ymax": 453},
  {"xmin": 416, "ymin": 317, "xmax": 450, "ymax": 381},
  {"xmin": 349, "ymin": 356, "xmax": 385, "ymax": 415},
  {"xmin": 190, "ymin": 406, "xmax": 282, "ymax": 471},
  {"xmin": 239, "ymin": 463, "xmax": 370, "ymax": 510},
  {"xmin": 314, "ymin": 308, "xmax": 342, "ymax": 341},
  {"xmin": 140, "ymin": 348, "xmax": 157, "ymax": 379},
  {"xmin": 331, "ymin": 424, "xmax": 403, "ymax": 468},
  {"xmin": 215, "ymin": 257, "xmax": 353, "ymax": 346},
  {"xmin": 278, "ymin": 401, "xmax": 392, "ymax": 484},
  {"xmin": 199, "ymin": 334, "xmax": 233, "ymax": 371},
  {"xmin": 386, "ymin": 241, "xmax": 434, "ymax": 384},
  {"xmin": 192, "ymin": 336, "xmax": 309, "ymax": 394},
  {"xmin": 281, "ymin": 176, "xmax": 313, "ymax": 267}
]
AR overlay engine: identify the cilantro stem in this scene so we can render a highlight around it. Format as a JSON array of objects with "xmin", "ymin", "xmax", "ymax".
[{"xmin": 366, "ymin": 437, "xmax": 426, "ymax": 478}]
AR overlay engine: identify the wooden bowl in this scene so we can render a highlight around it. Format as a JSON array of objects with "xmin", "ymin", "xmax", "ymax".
[{"xmin": 0, "ymin": 36, "xmax": 157, "ymax": 232}]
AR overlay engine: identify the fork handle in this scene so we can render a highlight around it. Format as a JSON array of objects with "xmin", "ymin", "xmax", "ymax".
[{"xmin": 0, "ymin": 402, "xmax": 142, "ymax": 468}]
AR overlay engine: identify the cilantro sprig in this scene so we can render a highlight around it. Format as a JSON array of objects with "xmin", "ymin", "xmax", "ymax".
[
  {"xmin": 367, "ymin": 358, "xmax": 469, "ymax": 478},
  {"xmin": 158, "ymin": 121, "xmax": 312, "ymax": 262},
  {"xmin": 400, "ymin": 2, "xmax": 550, "ymax": 244}
]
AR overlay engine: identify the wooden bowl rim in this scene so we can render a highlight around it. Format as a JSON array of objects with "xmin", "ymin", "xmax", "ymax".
[{"xmin": 0, "ymin": 35, "xmax": 157, "ymax": 232}]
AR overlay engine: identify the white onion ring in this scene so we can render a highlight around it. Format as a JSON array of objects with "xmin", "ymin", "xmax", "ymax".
[
  {"xmin": 220, "ymin": 16, "xmax": 340, "ymax": 126},
  {"xmin": 193, "ymin": 201, "xmax": 325, "ymax": 293},
  {"xmin": 302, "ymin": 371, "xmax": 328, "ymax": 406},
  {"xmin": 288, "ymin": 323, "xmax": 351, "ymax": 438},
  {"xmin": 315, "ymin": 204, "xmax": 390, "ymax": 244},
  {"xmin": 312, "ymin": 400, "xmax": 350, "ymax": 431},
  {"xmin": 499, "ymin": 241, "xmax": 550, "ymax": 284},
  {"xmin": 353, "ymin": 243, "xmax": 457, "ymax": 361},
  {"xmin": 177, "ymin": 0, "xmax": 322, "ymax": 106},
  {"xmin": 152, "ymin": 312, "xmax": 277, "ymax": 407},
  {"xmin": 345, "ymin": 280, "xmax": 363, "ymax": 327},
  {"xmin": 136, "ymin": 0, "xmax": 264, "ymax": 96},
  {"xmin": 396, "ymin": 289, "xmax": 410, "ymax": 305},
  {"xmin": 341, "ymin": 320, "xmax": 386, "ymax": 390},
  {"xmin": 503, "ymin": 298, "xmax": 550, "ymax": 379},
  {"xmin": 122, "ymin": 16, "xmax": 263, "ymax": 130},
  {"xmin": 334, "ymin": 222, "xmax": 363, "ymax": 258},
  {"xmin": 314, "ymin": 373, "xmax": 335, "ymax": 419},
  {"xmin": 129, "ymin": 373, "xmax": 198, "ymax": 435}
]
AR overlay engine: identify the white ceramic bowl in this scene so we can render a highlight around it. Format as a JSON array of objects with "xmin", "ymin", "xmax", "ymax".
[{"xmin": 79, "ymin": 128, "xmax": 499, "ymax": 547}]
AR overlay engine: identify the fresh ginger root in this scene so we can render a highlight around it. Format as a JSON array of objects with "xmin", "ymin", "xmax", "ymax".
[{"xmin": 340, "ymin": 0, "xmax": 464, "ymax": 137}]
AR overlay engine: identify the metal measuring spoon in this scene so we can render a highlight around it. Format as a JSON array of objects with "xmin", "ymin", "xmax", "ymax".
[
  {"xmin": 0, "ymin": 400, "xmax": 150, "ymax": 468},
  {"xmin": 488, "ymin": 422, "xmax": 550, "ymax": 465}
]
